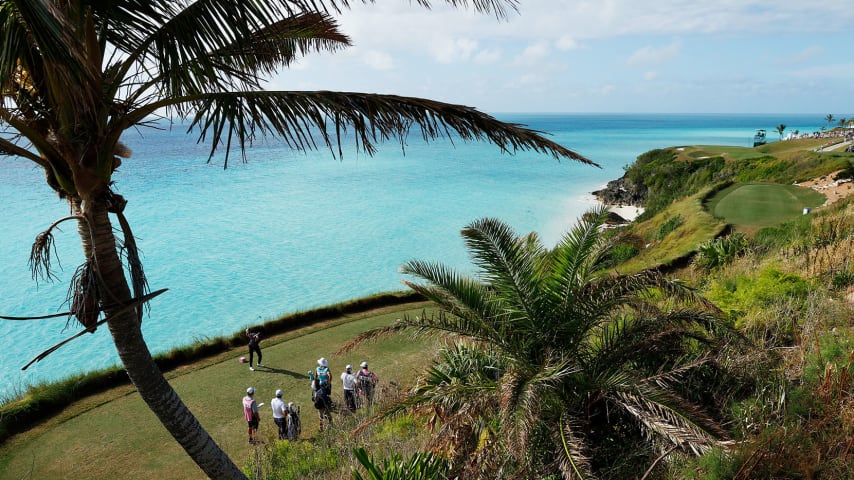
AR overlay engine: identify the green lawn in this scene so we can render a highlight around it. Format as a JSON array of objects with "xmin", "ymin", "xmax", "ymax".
[
  {"xmin": 706, "ymin": 183, "xmax": 826, "ymax": 228},
  {"xmin": 0, "ymin": 303, "xmax": 438, "ymax": 480}
]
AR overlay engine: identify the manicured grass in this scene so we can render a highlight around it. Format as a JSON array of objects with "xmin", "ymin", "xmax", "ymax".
[
  {"xmin": 0, "ymin": 303, "xmax": 439, "ymax": 480},
  {"xmin": 706, "ymin": 183, "xmax": 826, "ymax": 228}
]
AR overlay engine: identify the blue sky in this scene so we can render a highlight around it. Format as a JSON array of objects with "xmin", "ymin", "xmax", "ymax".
[{"xmin": 270, "ymin": 0, "xmax": 854, "ymax": 115}]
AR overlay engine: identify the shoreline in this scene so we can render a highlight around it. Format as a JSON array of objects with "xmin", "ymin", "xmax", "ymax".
[
  {"xmin": 606, "ymin": 203, "xmax": 645, "ymax": 222},
  {"xmin": 588, "ymin": 182, "xmax": 645, "ymax": 222}
]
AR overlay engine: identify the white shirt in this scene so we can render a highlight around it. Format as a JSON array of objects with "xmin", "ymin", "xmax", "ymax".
[
  {"xmin": 271, "ymin": 397, "xmax": 287, "ymax": 419},
  {"xmin": 341, "ymin": 371, "xmax": 357, "ymax": 390}
]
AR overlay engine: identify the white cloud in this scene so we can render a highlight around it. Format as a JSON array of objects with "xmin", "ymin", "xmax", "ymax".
[
  {"xmin": 627, "ymin": 41, "xmax": 681, "ymax": 66},
  {"xmin": 515, "ymin": 41, "xmax": 551, "ymax": 65},
  {"xmin": 431, "ymin": 37, "xmax": 479, "ymax": 64},
  {"xmin": 594, "ymin": 84, "xmax": 616, "ymax": 96},
  {"xmin": 787, "ymin": 62, "xmax": 854, "ymax": 78},
  {"xmin": 270, "ymin": 1, "xmax": 854, "ymax": 113},
  {"xmin": 363, "ymin": 51, "xmax": 394, "ymax": 70},
  {"xmin": 775, "ymin": 46, "xmax": 824, "ymax": 65},
  {"xmin": 473, "ymin": 48, "xmax": 502, "ymax": 64},
  {"xmin": 556, "ymin": 35, "xmax": 579, "ymax": 51}
]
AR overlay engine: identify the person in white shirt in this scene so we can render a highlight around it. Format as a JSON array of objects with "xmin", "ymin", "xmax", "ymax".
[
  {"xmin": 270, "ymin": 389, "xmax": 288, "ymax": 440},
  {"xmin": 340, "ymin": 364, "xmax": 357, "ymax": 412}
]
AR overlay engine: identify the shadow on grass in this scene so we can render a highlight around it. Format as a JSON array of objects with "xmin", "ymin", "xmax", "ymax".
[{"xmin": 255, "ymin": 366, "xmax": 305, "ymax": 380}]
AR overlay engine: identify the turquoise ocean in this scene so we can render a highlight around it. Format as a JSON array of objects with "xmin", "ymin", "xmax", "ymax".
[{"xmin": 0, "ymin": 113, "xmax": 824, "ymax": 400}]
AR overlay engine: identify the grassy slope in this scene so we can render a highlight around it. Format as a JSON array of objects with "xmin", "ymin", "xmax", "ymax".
[
  {"xmin": 0, "ymin": 303, "xmax": 438, "ymax": 480},
  {"xmin": 619, "ymin": 190, "xmax": 727, "ymax": 272}
]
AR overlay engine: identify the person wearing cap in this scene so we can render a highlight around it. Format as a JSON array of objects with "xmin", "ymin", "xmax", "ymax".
[
  {"xmin": 242, "ymin": 387, "xmax": 260, "ymax": 444},
  {"xmin": 245, "ymin": 327, "xmax": 264, "ymax": 371},
  {"xmin": 270, "ymin": 389, "xmax": 288, "ymax": 440},
  {"xmin": 341, "ymin": 364, "xmax": 357, "ymax": 412},
  {"xmin": 356, "ymin": 361, "xmax": 379, "ymax": 406}
]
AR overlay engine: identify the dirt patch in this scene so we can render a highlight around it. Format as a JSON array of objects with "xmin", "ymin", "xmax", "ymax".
[{"xmin": 794, "ymin": 170, "xmax": 854, "ymax": 206}]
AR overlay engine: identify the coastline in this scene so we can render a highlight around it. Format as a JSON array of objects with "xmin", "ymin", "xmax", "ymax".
[
  {"xmin": 588, "ymin": 182, "xmax": 646, "ymax": 223},
  {"xmin": 605, "ymin": 203, "xmax": 645, "ymax": 222}
]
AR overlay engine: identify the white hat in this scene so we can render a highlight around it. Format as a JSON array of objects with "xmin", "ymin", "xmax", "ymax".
[
  {"xmin": 360, "ymin": 361, "xmax": 368, "ymax": 368},
  {"xmin": 246, "ymin": 387, "xmax": 255, "ymax": 395},
  {"xmin": 288, "ymin": 402, "xmax": 294, "ymax": 409},
  {"xmin": 275, "ymin": 389, "xmax": 283, "ymax": 397},
  {"xmin": 345, "ymin": 364, "xmax": 352, "ymax": 371},
  {"xmin": 318, "ymin": 357, "xmax": 328, "ymax": 367}
]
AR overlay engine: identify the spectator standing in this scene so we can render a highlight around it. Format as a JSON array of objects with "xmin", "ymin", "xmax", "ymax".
[
  {"xmin": 313, "ymin": 357, "xmax": 332, "ymax": 396},
  {"xmin": 243, "ymin": 387, "xmax": 260, "ymax": 444},
  {"xmin": 356, "ymin": 361, "xmax": 379, "ymax": 406},
  {"xmin": 313, "ymin": 385, "xmax": 333, "ymax": 431},
  {"xmin": 341, "ymin": 364, "xmax": 357, "ymax": 412},
  {"xmin": 245, "ymin": 328, "xmax": 263, "ymax": 371},
  {"xmin": 271, "ymin": 389, "xmax": 288, "ymax": 440}
]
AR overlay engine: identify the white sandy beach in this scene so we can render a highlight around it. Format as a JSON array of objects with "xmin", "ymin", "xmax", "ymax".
[{"xmin": 607, "ymin": 204, "xmax": 644, "ymax": 221}]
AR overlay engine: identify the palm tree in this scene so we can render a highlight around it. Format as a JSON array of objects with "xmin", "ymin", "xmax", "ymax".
[
  {"xmin": 826, "ymin": 114, "xmax": 835, "ymax": 128},
  {"xmin": 776, "ymin": 123, "xmax": 786, "ymax": 140},
  {"xmin": 0, "ymin": 1, "xmax": 594, "ymax": 478},
  {"xmin": 345, "ymin": 207, "xmax": 731, "ymax": 478}
]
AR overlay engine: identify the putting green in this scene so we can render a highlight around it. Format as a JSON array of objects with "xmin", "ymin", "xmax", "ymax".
[{"xmin": 707, "ymin": 183, "xmax": 826, "ymax": 227}]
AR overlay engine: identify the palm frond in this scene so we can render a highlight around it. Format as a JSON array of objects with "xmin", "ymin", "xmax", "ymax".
[
  {"xmin": 611, "ymin": 389, "xmax": 726, "ymax": 455},
  {"xmin": 128, "ymin": 90, "xmax": 594, "ymax": 167},
  {"xmin": 5, "ymin": 0, "xmax": 93, "ymax": 97},
  {"xmin": 556, "ymin": 415, "xmax": 594, "ymax": 480},
  {"xmin": 460, "ymin": 218, "xmax": 548, "ymax": 331},
  {"xmin": 0, "ymin": 135, "xmax": 44, "ymax": 165},
  {"xmin": 335, "ymin": 321, "xmax": 413, "ymax": 354},
  {"xmin": 585, "ymin": 308, "xmax": 723, "ymax": 375},
  {"xmin": 400, "ymin": 261, "xmax": 528, "ymax": 348},
  {"xmin": 551, "ymin": 205, "xmax": 611, "ymax": 289},
  {"xmin": 498, "ymin": 355, "xmax": 581, "ymax": 460},
  {"xmin": 114, "ymin": 9, "xmax": 351, "ymax": 110}
]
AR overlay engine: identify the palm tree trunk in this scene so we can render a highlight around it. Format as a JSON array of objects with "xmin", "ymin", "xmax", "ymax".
[{"xmin": 80, "ymin": 199, "xmax": 246, "ymax": 479}]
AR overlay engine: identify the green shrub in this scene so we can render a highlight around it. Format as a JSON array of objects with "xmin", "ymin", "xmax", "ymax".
[
  {"xmin": 654, "ymin": 214, "xmax": 684, "ymax": 241},
  {"xmin": 675, "ymin": 447, "xmax": 740, "ymax": 480},
  {"xmin": 606, "ymin": 243, "xmax": 640, "ymax": 266},
  {"xmin": 245, "ymin": 440, "xmax": 340, "ymax": 479},
  {"xmin": 693, "ymin": 233, "xmax": 748, "ymax": 270},
  {"xmin": 705, "ymin": 267, "xmax": 810, "ymax": 315},
  {"xmin": 351, "ymin": 447, "xmax": 448, "ymax": 480}
]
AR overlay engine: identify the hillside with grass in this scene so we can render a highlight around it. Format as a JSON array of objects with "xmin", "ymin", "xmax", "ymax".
[{"xmin": 1, "ymin": 139, "xmax": 852, "ymax": 480}]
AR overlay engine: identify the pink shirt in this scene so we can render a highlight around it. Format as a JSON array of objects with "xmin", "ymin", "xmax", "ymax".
[{"xmin": 243, "ymin": 395, "xmax": 257, "ymax": 421}]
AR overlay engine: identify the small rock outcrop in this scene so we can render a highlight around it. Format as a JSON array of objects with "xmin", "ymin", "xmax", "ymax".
[{"xmin": 592, "ymin": 177, "xmax": 647, "ymax": 207}]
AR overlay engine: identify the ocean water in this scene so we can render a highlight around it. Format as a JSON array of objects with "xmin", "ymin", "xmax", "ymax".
[{"xmin": 0, "ymin": 113, "xmax": 823, "ymax": 399}]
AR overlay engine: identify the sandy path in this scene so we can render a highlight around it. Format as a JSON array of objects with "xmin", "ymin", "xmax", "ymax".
[{"xmin": 794, "ymin": 170, "xmax": 853, "ymax": 206}]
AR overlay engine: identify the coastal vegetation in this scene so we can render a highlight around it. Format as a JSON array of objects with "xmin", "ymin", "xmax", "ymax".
[
  {"xmin": 0, "ymin": 138, "xmax": 852, "ymax": 478},
  {"xmin": 340, "ymin": 210, "xmax": 736, "ymax": 478}
]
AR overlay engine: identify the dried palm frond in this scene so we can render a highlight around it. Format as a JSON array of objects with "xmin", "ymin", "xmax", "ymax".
[
  {"xmin": 115, "ymin": 209, "xmax": 149, "ymax": 321},
  {"xmin": 28, "ymin": 215, "xmax": 88, "ymax": 282},
  {"xmin": 68, "ymin": 258, "xmax": 100, "ymax": 333},
  {"xmin": 29, "ymin": 230, "xmax": 61, "ymax": 282}
]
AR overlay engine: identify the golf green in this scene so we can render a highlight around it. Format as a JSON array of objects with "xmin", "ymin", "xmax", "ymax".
[{"xmin": 708, "ymin": 183, "xmax": 826, "ymax": 227}]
